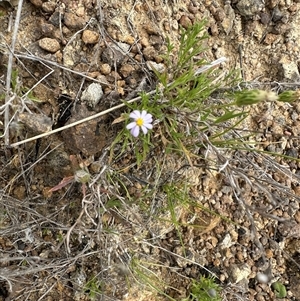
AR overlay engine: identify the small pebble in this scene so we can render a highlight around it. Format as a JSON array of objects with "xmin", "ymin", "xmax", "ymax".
[
  {"xmin": 119, "ymin": 64, "xmax": 135, "ymax": 78},
  {"xmin": 81, "ymin": 83, "xmax": 103, "ymax": 108},
  {"xmin": 260, "ymin": 12, "xmax": 271, "ymax": 24},
  {"xmin": 64, "ymin": 12, "xmax": 86, "ymax": 29},
  {"xmin": 38, "ymin": 38, "xmax": 60, "ymax": 53},
  {"xmin": 41, "ymin": 2, "xmax": 56, "ymax": 13},
  {"xmin": 236, "ymin": 0, "xmax": 264, "ymax": 17},
  {"xmin": 214, "ymin": 8, "xmax": 226, "ymax": 21},
  {"xmin": 29, "ymin": 0, "xmax": 42, "ymax": 7},
  {"xmin": 146, "ymin": 61, "xmax": 166, "ymax": 73},
  {"xmin": 143, "ymin": 46, "xmax": 156, "ymax": 60},
  {"xmin": 272, "ymin": 7, "xmax": 284, "ymax": 22},
  {"xmin": 100, "ymin": 63, "xmax": 111, "ymax": 75},
  {"xmin": 256, "ymin": 273, "xmax": 269, "ymax": 284},
  {"xmin": 82, "ymin": 30, "xmax": 99, "ymax": 44},
  {"xmin": 179, "ymin": 15, "xmax": 192, "ymax": 28}
]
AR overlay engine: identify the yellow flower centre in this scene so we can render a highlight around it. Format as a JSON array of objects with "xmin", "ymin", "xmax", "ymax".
[{"xmin": 136, "ymin": 118, "xmax": 144, "ymax": 126}]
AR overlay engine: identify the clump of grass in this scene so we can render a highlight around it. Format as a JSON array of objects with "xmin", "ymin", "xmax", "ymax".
[
  {"xmin": 112, "ymin": 21, "xmax": 239, "ymax": 164},
  {"xmin": 84, "ymin": 276, "xmax": 103, "ymax": 301},
  {"xmin": 114, "ymin": 21, "xmax": 281, "ymax": 166},
  {"xmin": 114, "ymin": 21, "xmax": 299, "ymax": 165}
]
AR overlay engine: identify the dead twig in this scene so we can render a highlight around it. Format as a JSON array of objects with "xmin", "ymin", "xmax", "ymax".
[{"xmin": 4, "ymin": 0, "xmax": 24, "ymax": 145}]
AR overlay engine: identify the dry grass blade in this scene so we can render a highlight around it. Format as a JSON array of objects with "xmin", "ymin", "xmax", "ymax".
[{"xmin": 4, "ymin": 0, "xmax": 23, "ymax": 145}]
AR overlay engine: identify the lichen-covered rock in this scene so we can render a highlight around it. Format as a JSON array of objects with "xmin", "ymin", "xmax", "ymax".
[
  {"xmin": 81, "ymin": 83, "xmax": 103, "ymax": 108},
  {"xmin": 236, "ymin": 0, "xmax": 264, "ymax": 17},
  {"xmin": 101, "ymin": 42, "xmax": 130, "ymax": 67}
]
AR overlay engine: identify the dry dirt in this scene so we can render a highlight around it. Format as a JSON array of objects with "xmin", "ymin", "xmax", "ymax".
[{"xmin": 0, "ymin": 0, "xmax": 300, "ymax": 300}]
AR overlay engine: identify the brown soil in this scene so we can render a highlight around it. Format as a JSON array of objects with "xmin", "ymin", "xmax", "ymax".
[{"xmin": 0, "ymin": 0, "xmax": 300, "ymax": 300}]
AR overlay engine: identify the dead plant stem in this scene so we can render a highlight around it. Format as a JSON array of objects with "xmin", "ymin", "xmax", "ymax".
[{"xmin": 4, "ymin": 0, "xmax": 24, "ymax": 145}]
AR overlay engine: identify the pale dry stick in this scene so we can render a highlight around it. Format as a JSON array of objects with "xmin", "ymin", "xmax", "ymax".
[
  {"xmin": 36, "ymin": 282, "xmax": 56, "ymax": 301},
  {"xmin": 194, "ymin": 57, "xmax": 228, "ymax": 75},
  {"xmin": 4, "ymin": 0, "xmax": 24, "ymax": 145},
  {"xmin": 0, "ymin": 256, "xmax": 45, "ymax": 264},
  {"xmin": 89, "ymin": 149, "xmax": 109, "ymax": 186},
  {"xmin": 58, "ymin": 2, "xmax": 65, "ymax": 43},
  {"xmin": 9, "ymin": 92, "xmax": 155, "ymax": 148},
  {"xmin": 89, "ymin": 164, "xmax": 108, "ymax": 187},
  {"xmin": 0, "ymin": 109, "xmax": 17, "ymax": 138},
  {"xmin": 82, "ymin": 195, "xmax": 98, "ymax": 227},
  {"xmin": 0, "ymin": 94, "xmax": 16, "ymax": 114},
  {"xmin": 7, "ymin": 12, "xmax": 13, "ymax": 33},
  {"xmin": 0, "ymin": 275, "xmax": 12, "ymax": 293},
  {"xmin": 10, "ymin": 57, "xmax": 227, "ymax": 148},
  {"xmin": 64, "ymin": 208, "xmax": 85, "ymax": 254}
]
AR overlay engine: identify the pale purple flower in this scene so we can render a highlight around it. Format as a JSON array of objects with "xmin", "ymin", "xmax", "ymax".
[{"xmin": 126, "ymin": 110, "xmax": 153, "ymax": 137}]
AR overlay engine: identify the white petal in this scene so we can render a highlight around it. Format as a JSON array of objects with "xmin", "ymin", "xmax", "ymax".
[
  {"xmin": 144, "ymin": 115, "xmax": 153, "ymax": 123},
  {"xmin": 144, "ymin": 123, "xmax": 153, "ymax": 129},
  {"xmin": 144, "ymin": 113, "xmax": 152, "ymax": 120},
  {"xmin": 126, "ymin": 121, "xmax": 137, "ymax": 129},
  {"xmin": 131, "ymin": 126, "xmax": 140, "ymax": 137},
  {"xmin": 141, "ymin": 110, "xmax": 147, "ymax": 118},
  {"xmin": 129, "ymin": 110, "xmax": 141, "ymax": 119},
  {"xmin": 141, "ymin": 125, "xmax": 148, "ymax": 134}
]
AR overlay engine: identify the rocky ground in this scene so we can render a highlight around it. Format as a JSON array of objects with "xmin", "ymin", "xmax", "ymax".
[{"xmin": 0, "ymin": 0, "xmax": 300, "ymax": 300}]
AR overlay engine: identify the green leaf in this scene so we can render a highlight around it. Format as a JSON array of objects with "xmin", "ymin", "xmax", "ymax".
[
  {"xmin": 271, "ymin": 281, "xmax": 287, "ymax": 298},
  {"xmin": 214, "ymin": 111, "xmax": 245, "ymax": 124}
]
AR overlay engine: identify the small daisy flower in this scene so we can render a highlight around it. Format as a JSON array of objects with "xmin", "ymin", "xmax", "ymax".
[{"xmin": 126, "ymin": 110, "xmax": 153, "ymax": 137}]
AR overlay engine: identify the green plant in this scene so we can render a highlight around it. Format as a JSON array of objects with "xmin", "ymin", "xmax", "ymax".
[
  {"xmin": 113, "ymin": 20, "xmax": 300, "ymax": 167},
  {"xmin": 10, "ymin": 68, "xmax": 41, "ymax": 102},
  {"xmin": 84, "ymin": 276, "xmax": 103, "ymax": 300},
  {"xmin": 182, "ymin": 275, "xmax": 222, "ymax": 301},
  {"xmin": 130, "ymin": 256, "xmax": 176, "ymax": 300},
  {"xmin": 271, "ymin": 281, "xmax": 287, "ymax": 298},
  {"xmin": 111, "ymin": 21, "xmax": 242, "ymax": 165}
]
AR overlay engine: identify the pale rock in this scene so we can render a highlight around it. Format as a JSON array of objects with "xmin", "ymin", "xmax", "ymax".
[
  {"xmin": 81, "ymin": 83, "xmax": 103, "ymax": 108},
  {"xmin": 82, "ymin": 30, "xmax": 99, "ymax": 44},
  {"xmin": 38, "ymin": 38, "xmax": 60, "ymax": 53}
]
